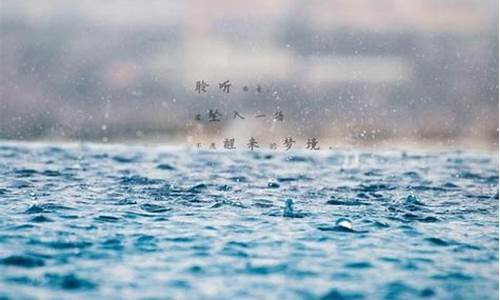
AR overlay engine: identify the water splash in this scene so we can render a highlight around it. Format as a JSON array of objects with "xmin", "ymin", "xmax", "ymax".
[
  {"xmin": 335, "ymin": 218, "xmax": 353, "ymax": 230},
  {"xmin": 283, "ymin": 199, "xmax": 294, "ymax": 217}
]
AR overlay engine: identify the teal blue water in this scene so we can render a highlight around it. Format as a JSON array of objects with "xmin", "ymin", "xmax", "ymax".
[{"xmin": 0, "ymin": 143, "xmax": 498, "ymax": 299}]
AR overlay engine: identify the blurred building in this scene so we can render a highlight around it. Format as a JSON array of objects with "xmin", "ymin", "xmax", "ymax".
[{"xmin": 0, "ymin": 0, "xmax": 498, "ymax": 149}]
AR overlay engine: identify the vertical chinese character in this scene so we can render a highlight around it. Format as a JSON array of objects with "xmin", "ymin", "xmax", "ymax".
[
  {"xmin": 209, "ymin": 142, "xmax": 217, "ymax": 150},
  {"xmin": 273, "ymin": 111, "xmax": 284, "ymax": 122},
  {"xmin": 306, "ymin": 138, "xmax": 320, "ymax": 150},
  {"xmin": 283, "ymin": 137, "xmax": 296, "ymax": 150},
  {"xmin": 269, "ymin": 143, "xmax": 277, "ymax": 150},
  {"xmin": 208, "ymin": 109, "xmax": 222, "ymax": 122},
  {"xmin": 224, "ymin": 138, "xmax": 236, "ymax": 150},
  {"xmin": 218, "ymin": 80, "xmax": 231, "ymax": 93},
  {"xmin": 195, "ymin": 113, "xmax": 202, "ymax": 121},
  {"xmin": 196, "ymin": 143, "xmax": 202, "ymax": 149},
  {"xmin": 194, "ymin": 80, "xmax": 209, "ymax": 93},
  {"xmin": 247, "ymin": 137, "xmax": 259, "ymax": 151}
]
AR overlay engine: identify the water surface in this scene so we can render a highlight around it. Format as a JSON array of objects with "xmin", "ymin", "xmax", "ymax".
[{"xmin": 0, "ymin": 143, "xmax": 498, "ymax": 299}]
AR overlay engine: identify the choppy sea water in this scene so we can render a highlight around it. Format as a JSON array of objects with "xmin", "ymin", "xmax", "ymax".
[{"xmin": 0, "ymin": 143, "xmax": 498, "ymax": 300}]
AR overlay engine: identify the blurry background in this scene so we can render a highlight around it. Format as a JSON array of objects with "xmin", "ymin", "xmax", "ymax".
[{"xmin": 0, "ymin": 0, "xmax": 498, "ymax": 150}]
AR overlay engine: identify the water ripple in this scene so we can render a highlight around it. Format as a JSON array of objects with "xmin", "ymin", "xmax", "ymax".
[{"xmin": 0, "ymin": 143, "xmax": 497, "ymax": 299}]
